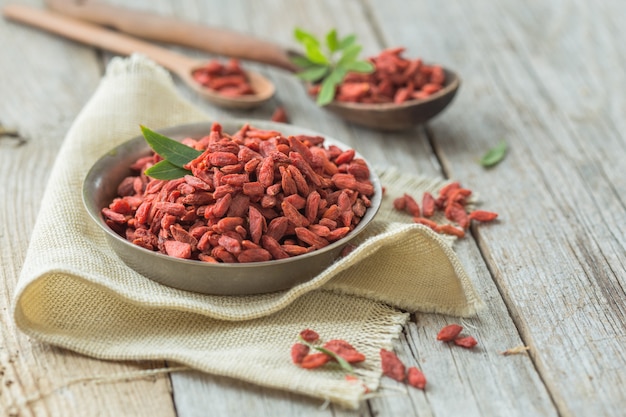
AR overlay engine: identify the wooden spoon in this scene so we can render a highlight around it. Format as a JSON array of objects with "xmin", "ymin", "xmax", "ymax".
[
  {"xmin": 2, "ymin": 4, "xmax": 275, "ymax": 110},
  {"xmin": 43, "ymin": 0, "xmax": 460, "ymax": 130}
]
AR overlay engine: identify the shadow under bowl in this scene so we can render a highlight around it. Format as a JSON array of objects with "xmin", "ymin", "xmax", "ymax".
[{"xmin": 82, "ymin": 120, "xmax": 382, "ymax": 295}]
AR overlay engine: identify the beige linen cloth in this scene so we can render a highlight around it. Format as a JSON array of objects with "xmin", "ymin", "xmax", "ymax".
[{"xmin": 14, "ymin": 55, "xmax": 483, "ymax": 409}]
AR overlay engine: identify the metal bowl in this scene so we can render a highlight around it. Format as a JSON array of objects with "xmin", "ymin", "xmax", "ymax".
[{"xmin": 82, "ymin": 120, "xmax": 382, "ymax": 295}]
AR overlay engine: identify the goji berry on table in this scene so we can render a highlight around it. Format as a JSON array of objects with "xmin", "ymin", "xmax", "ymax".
[
  {"xmin": 453, "ymin": 336, "xmax": 478, "ymax": 349},
  {"xmin": 407, "ymin": 366, "xmax": 427, "ymax": 390},
  {"xmin": 469, "ymin": 210, "xmax": 499, "ymax": 222},
  {"xmin": 437, "ymin": 324, "xmax": 463, "ymax": 342},
  {"xmin": 380, "ymin": 348, "xmax": 406, "ymax": 382}
]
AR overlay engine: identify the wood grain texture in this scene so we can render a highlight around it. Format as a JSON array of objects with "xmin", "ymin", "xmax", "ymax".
[
  {"xmin": 124, "ymin": 0, "xmax": 556, "ymax": 416},
  {"xmin": 3, "ymin": 0, "xmax": 622, "ymax": 416},
  {"xmin": 366, "ymin": 0, "xmax": 626, "ymax": 415},
  {"xmin": 0, "ymin": 0, "xmax": 176, "ymax": 416}
]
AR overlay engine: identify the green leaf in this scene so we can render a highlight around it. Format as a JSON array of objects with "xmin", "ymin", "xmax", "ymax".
[
  {"xmin": 337, "ymin": 44, "xmax": 362, "ymax": 67},
  {"xmin": 480, "ymin": 140, "xmax": 508, "ymax": 167},
  {"xmin": 344, "ymin": 60, "xmax": 374, "ymax": 73},
  {"xmin": 144, "ymin": 160, "xmax": 192, "ymax": 180},
  {"xmin": 304, "ymin": 41, "xmax": 329, "ymax": 65},
  {"xmin": 140, "ymin": 125, "xmax": 202, "ymax": 168},
  {"xmin": 326, "ymin": 29, "xmax": 338, "ymax": 52},
  {"xmin": 296, "ymin": 65, "xmax": 330, "ymax": 82},
  {"xmin": 314, "ymin": 346, "xmax": 354, "ymax": 374},
  {"xmin": 327, "ymin": 66, "xmax": 348, "ymax": 84},
  {"xmin": 290, "ymin": 55, "xmax": 317, "ymax": 69},
  {"xmin": 337, "ymin": 34, "xmax": 356, "ymax": 50},
  {"xmin": 317, "ymin": 76, "xmax": 339, "ymax": 106},
  {"xmin": 294, "ymin": 28, "xmax": 319, "ymax": 47}
]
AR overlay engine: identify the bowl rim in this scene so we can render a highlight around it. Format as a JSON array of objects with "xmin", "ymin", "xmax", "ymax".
[{"xmin": 82, "ymin": 119, "xmax": 383, "ymax": 270}]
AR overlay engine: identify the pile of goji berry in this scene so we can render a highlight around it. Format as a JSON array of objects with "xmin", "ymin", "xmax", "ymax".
[
  {"xmin": 309, "ymin": 47, "xmax": 446, "ymax": 105},
  {"xmin": 191, "ymin": 59, "xmax": 255, "ymax": 97},
  {"xmin": 102, "ymin": 123, "xmax": 375, "ymax": 263},
  {"xmin": 393, "ymin": 182, "xmax": 498, "ymax": 238}
]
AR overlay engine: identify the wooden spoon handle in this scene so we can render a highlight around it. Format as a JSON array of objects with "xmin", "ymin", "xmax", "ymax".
[
  {"xmin": 2, "ymin": 4, "xmax": 198, "ymax": 76},
  {"xmin": 44, "ymin": 0, "xmax": 299, "ymax": 72}
]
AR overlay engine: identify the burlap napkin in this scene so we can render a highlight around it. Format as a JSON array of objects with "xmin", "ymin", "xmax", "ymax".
[{"xmin": 13, "ymin": 55, "xmax": 483, "ymax": 409}]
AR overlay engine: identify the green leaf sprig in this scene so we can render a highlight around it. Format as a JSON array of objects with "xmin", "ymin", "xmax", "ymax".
[
  {"xmin": 292, "ymin": 28, "xmax": 374, "ymax": 106},
  {"xmin": 480, "ymin": 140, "xmax": 508, "ymax": 168},
  {"xmin": 141, "ymin": 125, "xmax": 202, "ymax": 180},
  {"xmin": 298, "ymin": 336, "xmax": 354, "ymax": 374}
]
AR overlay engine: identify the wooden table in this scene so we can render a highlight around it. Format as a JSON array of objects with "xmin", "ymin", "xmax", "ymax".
[{"xmin": 1, "ymin": 0, "xmax": 624, "ymax": 416}]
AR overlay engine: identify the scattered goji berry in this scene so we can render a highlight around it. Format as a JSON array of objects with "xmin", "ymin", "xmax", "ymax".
[
  {"xmin": 291, "ymin": 343, "xmax": 310, "ymax": 364},
  {"xmin": 324, "ymin": 340, "xmax": 366, "ymax": 363},
  {"xmin": 437, "ymin": 224, "xmax": 465, "ymax": 238},
  {"xmin": 454, "ymin": 336, "xmax": 478, "ymax": 349},
  {"xmin": 421, "ymin": 192, "xmax": 435, "ymax": 217},
  {"xmin": 270, "ymin": 106, "xmax": 289, "ymax": 123},
  {"xmin": 299, "ymin": 329, "xmax": 320, "ymax": 343},
  {"xmin": 300, "ymin": 352, "xmax": 331, "ymax": 369},
  {"xmin": 380, "ymin": 349, "xmax": 405, "ymax": 382},
  {"xmin": 407, "ymin": 366, "xmax": 427, "ymax": 390},
  {"xmin": 437, "ymin": 324, "xmax": 463, "ymax": 342},
  {"xmin": 469, "ymin": 210, "xmax": 498, "ymax": 222}
]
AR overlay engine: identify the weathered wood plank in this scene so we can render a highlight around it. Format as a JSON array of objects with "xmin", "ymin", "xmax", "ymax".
[
  {"xmin": 366, "ymin": 0, "xmax": 626, "ymax": 415},
  {"xmin": 121, "ymin": 0, "xmax": 557, "ymax": 416},
  {"xmin": 0, "ymin": 0, "xmax": 177, "ymax": 415}
]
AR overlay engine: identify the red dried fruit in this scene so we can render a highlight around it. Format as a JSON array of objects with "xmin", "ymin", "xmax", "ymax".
[
  {"xmin": 324, "ymin": 340, "xmax": 366, "ymax": 363},
  {"xmin": 380, "ymin": 349, "xmax": 406, "ymax": 382},
  {"xmin": 404, "ymin": 193, "xmax": 421, "ymax": 217},
  {"xmin": 421, "ymin": 192, "xmax": 435, "ymax": 217},
  {"xmin": 469, "ymin": 210, "xmax": 498, "ymax": 222},
  {"xmin": 437, "ymin": 324, "xmax": 463, "ymax": 341},
  {"xmin": 192, "ymin": 59, "xmax": 256, "ymax": 96},
  {"xmin": 437, "ymin": 224, "xmax": 465, "ymax": 238},
  {"xmin": 413, "ymin": 217, "xmax": 439, "ymax": 230},
  {"xmin": 407, "ymin": 367, "xmax": 427, "ymax": 390},
  {"xmin": 454, "ymin": 336, "xmax": 478, "ymax": 349},
  {"xmin": 271, "ymin": 106, "xmax": 289, "ymax": 123},
  {"xmin": 300, "ymin": 352, "xmax": 331, "ymax": 369},
  {"xmin": 108, "ymin": 122, "xmax": 375, "ymax": 263},
  {"xmin": 393, "ymin": 196, "xmax": 406, "ymax": 211},
  {"xmin": 291, "ymin": 343, "xmax": 310, "ymax": 364},
  {"xmin": 299, "ymin": 329, "xmax": 320, "ymax": 343}
]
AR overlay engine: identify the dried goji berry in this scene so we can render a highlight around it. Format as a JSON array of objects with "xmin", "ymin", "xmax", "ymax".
[
  {"xmin": 407, "ymin": 367, "xmax": 427, "ymax": 390},
  {"xmin": 291, "ymin": 343, "xmax": 310, "ymax": 364},
  {"xmin": 413, "ymin": 217, "xmax": 438, "ymax": 230},
  {"xmin": 454, "ymin": 336, "xmax": 478, "ymax": 349},
  {"xmin": 437, "ymin": 324, "xmax": 463, "ymax": 342},
  {"xmin": 469, "ymin": 210, "xmax": 498, "ymax": 222},
  {"xmin": 300, "ymin": 352, "xmax": 331, "ymax": 369},
  {"xmin": 323, "ymin": 340, "xmax": 366, "ymax": 363},
  {"xmin": 299, "ymin": 329, "xmax": 320, "ymax": 343},
  {"xmin": 404, "ymin": 193, "xmax": 420, "ymax": 217},
  {"xmin": 437, "ymin": 224, "xmax": 465, "ymax": 238},
  {"xmin": 271, "ymin": 106, "xmax": 289, "ymax": 123},
  {"xmin": 421, "ymin": 192, "xmax": 435, "ymax": 217},
  {"xmin": 380, "ymin": 349, "xmax": 405, "ymax": 382}
]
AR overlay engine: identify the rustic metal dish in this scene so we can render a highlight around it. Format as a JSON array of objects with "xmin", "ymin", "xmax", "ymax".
[{"xmin": 82, "ymin": 120, "xmax": 382, "ymax": 295}]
